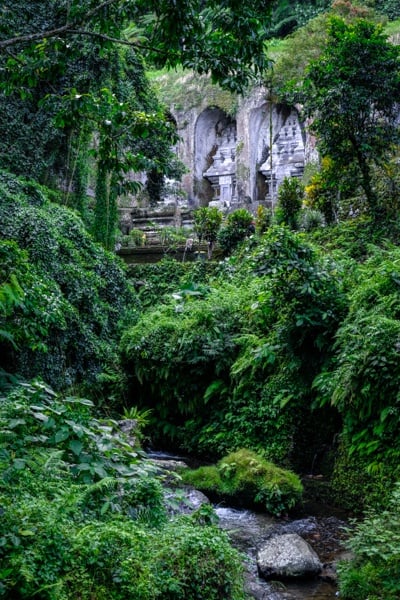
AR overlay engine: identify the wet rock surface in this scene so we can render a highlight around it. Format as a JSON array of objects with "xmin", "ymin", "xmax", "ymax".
[
  {"xmin": 265, "ymin": 516, "xmax": 349, "ymax": 565},
  {"xmin": 147, "ymin": 451, "xmax": 350, "ymax": 600},
  {"xmin": 215, "ymin": 509, "xmax": 349, "ymax": 598},
  {"xmin": 257, "ymin": 533, "xmax": 323, "ymax": 580}
]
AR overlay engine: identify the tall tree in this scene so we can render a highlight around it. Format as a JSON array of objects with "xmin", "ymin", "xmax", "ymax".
[{"xmin": 303, "ymin": 16, "xmax": 400, "ymax": 219}]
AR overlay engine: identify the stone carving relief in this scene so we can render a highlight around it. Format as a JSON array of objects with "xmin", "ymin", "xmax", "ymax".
[
  {"xmin": 194, "ymin": 108, "xmax": 237, "ymax": 207},
  {"xmin": 203, "ymin": 121, "xmax": 237, "ymax": 208},
  {"xmin": 123, "ymin": 88, "xmax": 310, "ymax": 241},
  {"xmin": 127, "ymin": 89, "xmax": 308, "ymax": 216},
  {"xmin": 246, "ymin": 103, "xmax": 305, "ymax": 207},
  {"xmin": 192, "ymin": 100, "xmax": 305, "ymax": 211},
  {"xmin": 259, "ymin": 108, "xmax": 305, "ymax": 206}
]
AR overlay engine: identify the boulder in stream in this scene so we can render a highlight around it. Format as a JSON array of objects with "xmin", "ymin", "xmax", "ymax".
[{"xmin": 257, "ymin": 533, "xmax": 322, "ymax": 580}]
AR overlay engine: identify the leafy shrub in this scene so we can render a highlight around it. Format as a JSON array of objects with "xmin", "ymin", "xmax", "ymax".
[
  {"xmin": 309, "ymin": 214, "xmax": 400, "ymax": 261},
  {"xmin": 338, "ymin": 483, "xmax": 400, "ymax": 600},
  {"xmin": 120, "ymin": 279, "xmax": 255, "ymax": 437},
  {"xmin": 275, "ymin": 177, "xmax": 304, "ymax": 229},
  {"xmin": 193, "ymin": 206, "xmax": 223, "ymax": 258},
  {"xmin": 157, "ymin": 226, "xmax": 188, "ymax": 248},
  {"xmin": 66, "ymin": 517, "xmax": 246, "ymax": 600},
  {"xmin": 0, "ymin": 240, "xmax": 70, "ymax": 365},
  {"xmin": 127, "ymin": 256, "xmax": 215, "ymax": 309},
  {"xmin": 298, "ymin": 208, "xmax": 325, "ymax": 231},
  {"xmin": 375, "ymin": 0, "xmax": 400, "ymax": 19},
  {"xmin": 217, "ymin": 208, "xmax": 254, "ymax": 256},
  {"xmin": 0, "ymin": 171, "xmax": 136, "ymax": 392},
  {"xmin": 329, "ymin": 436, "xmax": 394, "ymax": 512},
  {"xmin": 149, "ymin": 519, "xmax": 246, "ymax": 600},
  {"xmin": 313, "ymin": 247, "xmax": 400, "ymax": 476},
  {"xmin": 255, "ymin": 204, "xmax": 272, "ymax": 235},
  {"xmin": 121, "ymin": 228, "xmax": 146, "ymax": 247},
  {"xmin": 122, "ymin": 227, "xmax": 347, "ymax": 470},
  {"xmin": 182, "ymin": 449, "xmax": 303, "ymax": 516},
  {"xmin": 0, "ymin": 381, "xmax": 246, "ymax": 600}
]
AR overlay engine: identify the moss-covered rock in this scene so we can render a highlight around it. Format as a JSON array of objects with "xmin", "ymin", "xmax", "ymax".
[{"xmin": 181, "ymin": 449, "xmax": 303, "ymax": 516}]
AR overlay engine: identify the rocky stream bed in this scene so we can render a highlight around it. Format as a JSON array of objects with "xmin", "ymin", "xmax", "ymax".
[{"xmin": 147, "ymin": 451, "xmax": 351, "ymax": 600}]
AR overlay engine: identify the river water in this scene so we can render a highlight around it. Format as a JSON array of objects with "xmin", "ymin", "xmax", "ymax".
[
  {"xmin": 215, "ymin": 506, "xmax": 343, "ymax": 600},
  {"xmin": 147, "ymin": 451, "xmax": 348, "ymax": 600}
]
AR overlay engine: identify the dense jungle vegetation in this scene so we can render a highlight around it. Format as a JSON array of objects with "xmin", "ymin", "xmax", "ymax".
[{"xmin": 1, "ymin": 1, "xmax": 400, "ymax": 599}]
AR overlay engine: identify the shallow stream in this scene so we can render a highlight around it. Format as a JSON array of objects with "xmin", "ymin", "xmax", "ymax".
[
  {"xmin": 215, "ymin": 506, "xmax": 344, "ymax": 600},
  {"xmin": 147, "ymin": 450, "xmax": 348, "ymax": 600}
]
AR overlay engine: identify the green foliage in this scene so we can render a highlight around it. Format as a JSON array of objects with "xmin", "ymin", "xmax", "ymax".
[
  {"xmin": 130, "ymin": 228, "xmax": 147, "ymax": 246},
  {"xmin": 375, "ymin": 0, "xmax": 400, "ymax": 20},
  {"xmin": 255, "ymin": 204, "xmax": 272, "ymax": 235},
  {"xmin": 0, "ymin": 0, "xmax": 274, "ymax": 154},
  {"xmin": 304, "ymin": 157, "xmax": 341, "ymax": 223},
  {"xmin": 122, "ymin": 227, "xmax": 346, "ymax": 469},
  {"xmin": 150, "ymin": 67, "xmax": 238, "ymax": 115},
  {"xmin": 338, "ymin": 482, "xmax": 400, "ymax": 600},
  {"xmin": 269, "ymin": 0, "xmax": 331, "ymax": 38},
  {"xmin": 1, "ymin": 380, "xmax": 145, "ymax": 485},
  {"xmin": 120, "ymin": 279, "xmax": 249, "ymax": 431},
  {"xmin": 217, "ymin": 208, "xmax": 254, "ymax": 256},
  {"xmin": 309, "ymin": 214, "xmax": 400, "ymax": 260},
  {"xmin": 303, "ymin": 16, "xmax": 400, "ymax": 218},
  {"xmin": 127, "ymin": 257, "xmax": 215, "ymax": 309},
  {"xmin": 329, "ymin": 436, "xmax": 396, "ymax": 511},
  {"xmin": 193, "ymin": 206, "xmax": 223, "ymax": 258},
  {"xmin": 313, "ymin": 246, "xmax": 400, "ymax": 474},
  {"xmin": 0, "ymin": 381, "xmax": 245, "ymax": 600},
  {"xmin": 269, "ymin": 2, "xmax": 382, "ymax": 103},
  {"xmin": 134, "ymin": 1, "xmax": 273, "ymax": 93},
  {"xmin": 0, "ymin": 3, "xmax": 183, "ymax": 247},
  {"xmin": 148, "ymin": 519, "xmax": 246, "ymax": 600},
  {"xmin": 182, "ymin": 449, "xmax": 303, "ymax": 516},
  {"xmin": 298, "ymin": 208, "xmax": 325, "ymax": 232},
  {"xmin": 156, "ymin": 226, "xmax": 189, "ymax": 250},
  {"xmin": 275, "ymin": 177, "xmax": 304, "ymax": 229},
  {"xmin": 0, "ymin": 171, "xmax": 135, "ymax": 392},
  {"xmin": 269, "ymin": 12, "xmax": 331, "ymax": 102},
  {"xmin": 0, "ymin": 240, "xmax": 58, "ymax": 355}
]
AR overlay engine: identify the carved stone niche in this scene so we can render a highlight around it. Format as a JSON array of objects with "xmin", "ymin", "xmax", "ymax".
[
  {"xmin": 194, "ymin": 107, "xmax": 237, "ymax": 208},
  {"xmin": 259, "ymin": 108, "xmax": 305, "ymax": 207},
  {"xmin": 203, "ymin": 121, "xmax": 237, "ymax": 209}
]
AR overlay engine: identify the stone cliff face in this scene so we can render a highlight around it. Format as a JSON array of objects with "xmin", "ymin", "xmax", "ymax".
[
  {"xmin": 121, "ymin": 75, "xmax": 318, "ymax": 239},
  {"xmin": 166, "ymin": 79, "xmax": 316, "ymax": 212}
]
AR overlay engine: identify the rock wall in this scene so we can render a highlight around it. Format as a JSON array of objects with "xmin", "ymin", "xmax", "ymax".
[
  {"xmin": 169, "ymin": 83, "xmax": 314, "ymax": 212},
  {"xmin": 121, "ymin": 77, "xmax": 316, "ymax": 238}
]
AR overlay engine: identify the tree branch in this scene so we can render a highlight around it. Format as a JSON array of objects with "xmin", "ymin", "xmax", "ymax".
[
  {"xmin": 0, "ymin": 0, "xmax": 127, "ymax": 50},
  {"xmin": 0, "ymin": 24, "xmax": 72, "ymax": 49},
  {"xmin": 67, "ymin": 30, "xmax": 176, "ymax": 56}
]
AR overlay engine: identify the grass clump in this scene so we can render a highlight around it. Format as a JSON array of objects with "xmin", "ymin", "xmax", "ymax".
[{"xmin": 182, "ymin": 449, "xmax": 303, "ymax": 516}]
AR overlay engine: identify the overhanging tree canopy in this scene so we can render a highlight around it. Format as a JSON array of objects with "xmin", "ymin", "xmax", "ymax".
[
  {"xmin": 0, "ymin": 0, "xmax": 273, "ymax": 249},
  {"xmin": 0, "ymin": 0, "xmax": 272, "ymax": 93}
]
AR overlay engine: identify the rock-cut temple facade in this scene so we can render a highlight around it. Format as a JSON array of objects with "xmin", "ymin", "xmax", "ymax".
[{"xmin": 169, "ymin": 85, "xmax": 316, "ymax": 212}]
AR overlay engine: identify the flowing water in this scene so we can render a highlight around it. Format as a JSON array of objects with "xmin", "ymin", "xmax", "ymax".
[
  {"xmin": 147, "ymin": 451, "xmax": 347, "ymax": 600},
  {"xmin": 215, "ymin": 506, "xmax": 342, "ymax": 600}
]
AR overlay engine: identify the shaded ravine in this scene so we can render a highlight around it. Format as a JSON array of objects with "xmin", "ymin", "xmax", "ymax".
[{"xmin": 147, "ymin": 451, "xmax": 349, "ymax": 600}]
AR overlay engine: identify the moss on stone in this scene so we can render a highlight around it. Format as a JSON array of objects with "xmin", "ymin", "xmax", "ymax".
[
  {"xmin": 148, "ymin": 68, "xmax": 238, "ymax": 115},
  {"xmin": 182, "ymin": 448, "xmax": 303, "ymax": 516}
]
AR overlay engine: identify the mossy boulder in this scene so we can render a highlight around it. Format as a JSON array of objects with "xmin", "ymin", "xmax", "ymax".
[{"xmin": 181, "ymin": 449, "xmax": 303, "ymax": 516}]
